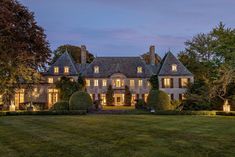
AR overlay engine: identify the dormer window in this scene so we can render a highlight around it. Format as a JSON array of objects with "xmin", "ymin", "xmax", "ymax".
[
  {"xmin": 94, "ymin": 66, "xmax": 99, "ymax": 73},
  {"xmin": 172, "ymin": 64, "xmax": 177, "ymax": 72},
  {"xmin": 54, "ymin": 67, "xmax": 59, "ymax": 74},
  {"xmin": 137, "ymin": 66, "xmax": 142, "ymax": 73},
  {"xmin": 64, "ymin": 66, "xmax": 69, "ymax": 74}
]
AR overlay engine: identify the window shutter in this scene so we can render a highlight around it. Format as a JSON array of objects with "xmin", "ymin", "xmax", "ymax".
[
  {"xmin": 136, "ymin": 94, "xmax": 139, "ymax": 100},
  {"xmin": 171, "ymin": 94, "xmax": 174, "ymax": 100},
  {"xmin": 92, "ymin": 94, "xmax": 95, "ymax": 101},
  {"xmin": 187, "ymin": 78, "xmax": 191, "ymax": 85},
  {"xmin": 142, "ymin": 94, "xmax": 145, "ymax": 100},
  {"xmin": 179, "ymin": 94, "xmax": 182, "ymax": 101},
  {"xmin": 170, "ymin": 78, "xmax": 174, "ymax": 88},
  {"xmin": 179, "ymin": 78, "xmax": 182, "ymax": 88},
  {"xmin": 161, "ymin": 78, "xmax": 165, "ymax": 88}
]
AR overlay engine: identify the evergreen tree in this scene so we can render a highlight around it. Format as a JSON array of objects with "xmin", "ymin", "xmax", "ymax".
[
  {"xmin": 106, "ymin": 85, "xmax": 114, "ymax": 106},
  {"xmin": 149, "ymin": 75, "xmax": 159, "ymax": 90},
  {"xmin": 124, "ymin": 86, "xmax": 131, "ymax": 106}
]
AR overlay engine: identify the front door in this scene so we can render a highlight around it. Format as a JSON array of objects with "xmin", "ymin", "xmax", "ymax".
[{"xmin": 114, "ymin": 94, "xmax": 124, "ymax": 106}]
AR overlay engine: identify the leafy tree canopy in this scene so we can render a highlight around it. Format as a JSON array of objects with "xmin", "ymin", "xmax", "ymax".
[
  {"xmin": 179, "ymin": 22, "xmax": 235, "ymax": 107},
  {"xmin": 0, "ymin": 0, "xmax": 51, "ymax": 104},
  {"xmin": 51, "ymin": 44, "xmax": 95, "ymax": 64}
]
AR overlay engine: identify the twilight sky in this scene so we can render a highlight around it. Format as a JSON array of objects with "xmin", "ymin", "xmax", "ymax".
[{"xmin": 19, "ymin": 0, "xmax": 235, "ymax": 57}]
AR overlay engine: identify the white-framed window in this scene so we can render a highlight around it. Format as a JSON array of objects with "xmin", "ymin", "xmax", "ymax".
[
  {"xmin": 163, "ymin": 78, "xmax": 171, "ymax": 88},
  {"xmin": 138, "ymin": 80, "xmax": 143, "ymax": 87},
  {"xmin": 94, "ymin": 80, "xmax": 99, "ymax": 87},
  {"xmin": 54, "ymin": 66, "xmax": 59, "ymax": 74},
  {"xmin": 172, "ymin": 64, "xmax": 177, "ymax": 72},
  {"xmin": 115, "ymin": 79, "xmax": 121, "ymax": 87},
  {"xmin": 130, "ymin": 80, "xmax": 135, "ymax": 87},
  {"xmin": 101, "ymin": 94, "xmax": 106, "ymax": 105},
  {"xmin": 181, "ymin": 78, "xmax": 188, "ymax": 87},
  {"xmin": 48, "ymin": 78, "xmax": 53, "ymax": 84},
  {"xmin": 102, "ymin": 80, "xmax": 107, "ymax": 87},
  {"xmin": 86, "ymin": 79, "xmax": 90, "ymax": 86},
  {"xmin": 94, "ymin": 66, "xmax": 99, "ymax": 73},
  {"xmin": 64, "ymin": 66, "xmax": 69, "ymax": 74},
  {"xmin": 137, "ymin": 66, "xmax": 143, "ymax": 73}
]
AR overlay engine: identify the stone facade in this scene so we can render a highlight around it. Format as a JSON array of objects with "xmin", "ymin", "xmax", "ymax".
[{"xmin": 1, "ymin": 45, "xmax": 193, "ymax": 109}]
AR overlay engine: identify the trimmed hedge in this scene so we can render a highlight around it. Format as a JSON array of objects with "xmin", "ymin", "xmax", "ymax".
[
  {"xmin": 0, "ymin": 110, "xmax": 87, "ymax": 116},
  {"xmin": 69, "ymin": 91, "xmax": 93, "ymax": 110},
  {"xmin": 51, "ymin": 101, "xmax": 69, "ymax": 111},
  {"xmin": 147, "ymin": 90, "xmax": 171, "ymax": 110}
]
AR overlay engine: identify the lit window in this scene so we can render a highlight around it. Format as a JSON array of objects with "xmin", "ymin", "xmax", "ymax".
[
  {"xmin": 163, "ymin": 78, "xmax": 171, "ymax": 88},
  {"xmin": 48, "ymin": 78, "xmax": 53, "ymax": 83},
  {"xmin": 147, "ymin": 82, "xmax": 150, "ymax": 87},
  {"xmin": 70, "ymin": 78, "xmax": 74, "ymax": 82},
  {"xmin": 94, "ymin": 80, "xmax": 99, "ymax": 86},
  {"xmin": 102, "ymin": 80, "xmax": 107, "ymax": 86},
  {"xmin": 116, "ymin": 79, "xmax": 121, "ymax": 87},
  {"xmin": 137, "ymin": 66, "xmax": 142, "ymax": 73},
  {"xmin": 0, "ymin": 95, "xmax": 3, "ymax": 105},
  {"xmin": 101, "ymin": 94, "xmax": 106, "ymax": 105},
  {"xmin": 94, "ymin": 66, "xmax": 99, "ymax": 73},
  {"xmin": 54, "ymin": 67, "xmax": 59, "ymax": 74},
  {"xmin": 138, "ymin": 80, "xmax": 143, "ymax": 87},
  {"xmin": 130, "ymin": 80, "xmax": 135, "ymax": 87},
  {"xmin": 172, "ymin": 64, "xmax": 177, "ymax": 72},
  {"xmin": 86, "ymin": 79, "xmax": 90, "ymax": 86},
  {"xmin": 181, "ymin": 78, "xmax": 189, "ymax": 87},
  {"xmin": 64, "ymin": 66, "xmax": 69, "ymax": 74}
]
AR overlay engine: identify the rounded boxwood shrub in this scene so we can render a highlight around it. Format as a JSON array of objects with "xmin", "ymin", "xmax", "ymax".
[
  {"xmin": 135, "ymin": 99, "xmax": 147, "ymax": 110},
  {"xmin": 69, "ymin": 91, "xmax": 93, "ymax": 110},
  {"xmin": 51, "ymin": 101, "xmax": 69, "ymax": 111},
  {"xmin": 147, "ymin": 90, "xmax": 171, "ymax": 110}
]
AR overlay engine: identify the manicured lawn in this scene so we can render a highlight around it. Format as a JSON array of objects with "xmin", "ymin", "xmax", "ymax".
[{"xmin": 0, "ymin": 115, "xmax": 235, "ymax": 157}]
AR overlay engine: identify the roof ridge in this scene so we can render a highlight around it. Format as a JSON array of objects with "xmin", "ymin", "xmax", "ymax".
[{"xmin": 64, "ymin": 51, "xmax": 79, "ymax": 74}]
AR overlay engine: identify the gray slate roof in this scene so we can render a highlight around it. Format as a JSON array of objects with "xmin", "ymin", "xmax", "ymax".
[
  {"xmin": 44, "ymin": 51, "xmax": 79, "ymax": 76},
  {"xmin": 158, "ymin": 51, "xmax": 193, "ymax": 76},
  {"xmin": 82, "ymin": 57, "xmax": 153, "ymax": 78},
  {"xmin": 44, "ymin": 50, "xmax": 193, "ymax": 78}
]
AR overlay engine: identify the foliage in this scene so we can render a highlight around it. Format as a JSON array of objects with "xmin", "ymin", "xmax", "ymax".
[
  {"xmin": 106, "ymin": 85, "xmax": 114, "ymax": 106},
  {"xmin": 51, "ymin": 101, "xmax": 69, "ymax": 111},
  {"xmin": 141, "ymin": 52, "xmax": 161, "ymax": 64},
  {"xmin": 55, "ymin": 76, "xmax": 80, "ymax": 101},
  {"xmin": 69, "ymin": 91, "xmax": 93, "ymax": 111},
  {"xmin": 147, "ymin": 90, "xmax": 171, "ymax": 110},
  {"xmin": 77, "ymin": 73, "xmax": 86, "ymax": 91},
  {"xmin": 124, "ymin": 86, "xmax": 131, "ymax": 106},
  {"xmin": 135, "ymin": 99, "xmax": 147, "ymax": 110},
  {"xmin": 171, "ymin": 100, "xmax": 182, "ymax": 110},
  {"xmin": 51, "ymin": 44, "xmax": 94, "ymax": 64},
  {"xmin": 149, "ymin": 75, "xmax": 159, "ymax": 89},
  {"xmin": 179, "ymin": 22, "xmax": 235, "ymax": 108},
  {"xmin": 0, "ymin": 0, "xmax": 51, "ymax": 105}
]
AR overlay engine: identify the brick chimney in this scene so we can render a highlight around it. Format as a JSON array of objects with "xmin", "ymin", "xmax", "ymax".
[
  {"xmin": 81, "ymin": 45, "xmax": 86, "ymax": 64},
  {"xmin": 150, "ymin": 45, "xmax": 155, "ymax": 65}
]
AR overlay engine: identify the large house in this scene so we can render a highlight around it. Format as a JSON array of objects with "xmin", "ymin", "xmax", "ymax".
[{"xmin": 9, "ymin": 45, "xmax": 194, "ymax": 109}]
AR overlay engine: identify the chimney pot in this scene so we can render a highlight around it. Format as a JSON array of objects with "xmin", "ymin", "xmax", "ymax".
[{"xmin": 81, "ymin": 45, "xmax": 87, "ymax": 64}]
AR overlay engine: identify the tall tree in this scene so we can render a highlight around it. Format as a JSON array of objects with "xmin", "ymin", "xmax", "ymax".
[
  {"xmin": 179, "ymin": 23, "xmax": 235, "ymax": 109},
  {"xmin": 106, "ymin": 85, "xmax": 114, "ymax": 106},
  {"xmin": 51, "ymin": 44, "xmax": 94, "ymax": 64},
  {"xmin": 0, "ymin": 0, "xmax": 51, "ymax": 105},
  {"xmin": 124, "ymin": 85, "xmax": 131, "ymax": 106}
]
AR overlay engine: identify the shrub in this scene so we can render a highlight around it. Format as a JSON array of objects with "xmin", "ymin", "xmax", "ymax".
[
  {"xmin": 106, "ymin": 85, "xmax": 114, "ymax": 106},
  {"xmin": 147, "ymin": 90, "xmax": 171, "ymax": 110},
  {"xmin": 135, "ymin": 99, "xmax": 147, "ymax": 109},
  {"xmin": 69, "ymin": 91, "xmax": 93, "ymax": 110},
  {"xmin": 171, "ymin": 100, "xmax": 182, "ymax": 110},
  {"xmin": 124, "ymin": 86, "xmax": 131, "ymax": 106},
  {"xmin": 51, "ymin": 101, "xmax": 69, "ymax": 111}
]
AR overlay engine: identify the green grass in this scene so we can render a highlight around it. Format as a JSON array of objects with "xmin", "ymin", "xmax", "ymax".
[{"xmin": 0, "ymin": 115, "xmax": 235, "ymax": 157}]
